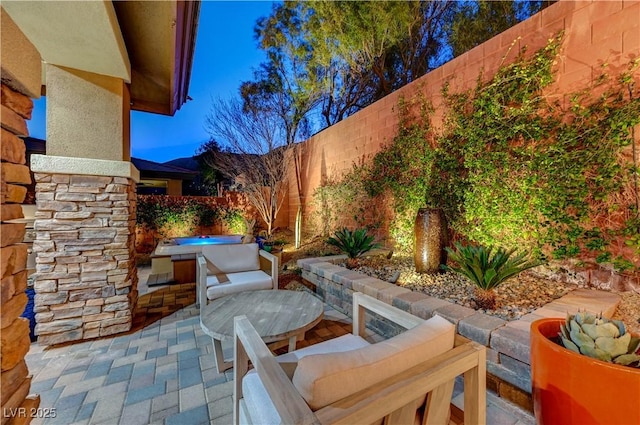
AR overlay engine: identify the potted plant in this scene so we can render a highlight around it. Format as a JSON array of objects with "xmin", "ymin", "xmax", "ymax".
[
  {"xmin": 530, "ymin": 312, "xmax": 640, "ymax": 425},
  {"xmin": 444, "ymin": 242, "xmax": 541, "ymax": 309},
  {"xmin": 262, "ymin": 238, "xmax": 285, "ymax": 253},
  {"xmin": 327, "ymin": 227, "xmax": 380, "ymax": 269},
  {"xmin": 256, "ymin": 231, "xmax": 286, "ymax": 264}
]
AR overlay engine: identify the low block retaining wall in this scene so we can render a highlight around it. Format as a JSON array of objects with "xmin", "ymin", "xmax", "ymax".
[
  {"xmin": 299, "ymin": 256, "xmax": 622, "ymax": 412},
  {"xmin": 298, "ymin": 256, "xmax": 536, "ymax": 411}
]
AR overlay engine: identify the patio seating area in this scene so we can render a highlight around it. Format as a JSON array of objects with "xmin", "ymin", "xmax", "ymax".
[
  {"xmin": 23, "ymin": 267, "xmax": 536, "ymax": 425},
  {"xmin": 3, "ymin": 2, "xmax": 639, "ymax": 424}
]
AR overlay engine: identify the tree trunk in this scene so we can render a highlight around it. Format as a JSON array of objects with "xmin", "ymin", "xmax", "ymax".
[{"xmin": 295, "ymin": 206, "xmax": 302, "ymax": 249}]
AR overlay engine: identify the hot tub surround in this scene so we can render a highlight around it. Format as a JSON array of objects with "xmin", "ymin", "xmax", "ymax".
[
  {"xmin": 31, "ymin": 156, "xmax": 139, "ymax": 345},
  {"xmin": 153, "ymin": 234, "xmax": 243, "ymax": 256}
]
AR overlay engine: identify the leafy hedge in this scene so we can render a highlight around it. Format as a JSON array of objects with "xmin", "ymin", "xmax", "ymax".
[
  {"xmin": 136, "ymin": 195, "xmax": 246, "ymax": 237},
  {"xmin": 310, "ymin": 164, "xmax": 383, "ymax": 237}
]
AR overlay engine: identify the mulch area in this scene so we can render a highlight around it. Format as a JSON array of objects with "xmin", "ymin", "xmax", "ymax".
[{"xmin": 277, "ymin": 272, "xmax": 309, "ymax": 290}]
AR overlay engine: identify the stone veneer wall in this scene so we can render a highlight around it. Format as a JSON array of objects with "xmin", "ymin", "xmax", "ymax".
[
  {"xmin": 32, "ymin": 174, "xmax": 138, "ymax": 345},
  {"xmin": 1, "ymin": 83, "xmax": 41, "ymax": 422}
]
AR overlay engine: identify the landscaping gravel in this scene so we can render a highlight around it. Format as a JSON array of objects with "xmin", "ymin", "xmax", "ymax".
[
  {"xmin": 350, "ymin": 255, "xmax": 640, "ymax": 333},
  {"xmin": 612, "ymin": 291, "xmax": 640, "ymax": 335},
  {"xmin": 283, "ymin": 237, "xmax": 639, "ymax": 333},
  {"xmin": 352, "ymin": 256, "xmax": 581, "ymax": 321}
]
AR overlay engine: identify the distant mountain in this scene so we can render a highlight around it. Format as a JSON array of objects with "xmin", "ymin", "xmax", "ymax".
[{"xmin": 164, "ymin": 157, "xmax": 199, "ymax": 171}]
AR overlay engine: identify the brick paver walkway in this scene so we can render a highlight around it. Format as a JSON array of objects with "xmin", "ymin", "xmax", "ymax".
[{"xmin": 24, "ymin": 269, "xmax": 534, "ymax": 425}]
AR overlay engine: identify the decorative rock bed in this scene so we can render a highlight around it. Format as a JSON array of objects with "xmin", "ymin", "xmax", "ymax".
[
  {"xmin": 348, "ymin": 256, "xmax": 579, "ymax": 321},
  {"xmin": 297, "ymin": 255, "xmax": 622, "ymax": 411}
]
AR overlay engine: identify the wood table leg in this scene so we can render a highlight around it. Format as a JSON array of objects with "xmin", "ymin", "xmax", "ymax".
[
  {"xmin": 213, "ymin": 337, "xmax": 233, "ymax": 373},
  {"xmin": 288, "ymin": 330, "xmax": 306, "ymax": 351},
  {"xmin": 288, "ymin": 335, "xmax": 297, "ymax": 352}
]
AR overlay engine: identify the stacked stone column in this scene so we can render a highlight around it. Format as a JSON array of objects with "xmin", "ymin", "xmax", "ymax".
[
  {"xmin": 1, "ymin": 6, "xmax": 42, "ymax": 421},
  {"xmin": 28, "ymin": 60, "xmax": 138, "ymax": 346},
  {"xmin": 1, "ymin": 83, "xmax": 41, "ymax": 424},
  {"xmin": 32, "ymin": 172, "xmax": 138, "ymax": 345}
]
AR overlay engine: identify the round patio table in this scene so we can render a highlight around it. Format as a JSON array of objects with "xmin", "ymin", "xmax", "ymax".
[{"xmin": 200, "ymin": 290, "xmax": 324, "ymax": 372}]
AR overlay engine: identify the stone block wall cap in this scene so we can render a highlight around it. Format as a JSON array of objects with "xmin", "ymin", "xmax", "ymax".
[
  {"xmin": 30, "ymin": 154, "xmax": 140, "ymax": 182},
  {"xmin": 431, "ymin": 303, "xmax": 477, "ymax": 326},
  {"xmin": 460, "ymin": 311, "xmax": 508, "ymax": 329},
  {"xmin": 308, "ymin": 261, "xmax": 337, "ymax": 272},
  {"xmin": 297, "ymin": 255, "xmax": 347, "ymax": 265}
]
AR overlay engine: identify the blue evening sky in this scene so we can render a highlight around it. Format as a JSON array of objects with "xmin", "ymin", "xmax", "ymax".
[{"xmin": 27, "ymin": 1, "xmax": 275, "ymax": 164}]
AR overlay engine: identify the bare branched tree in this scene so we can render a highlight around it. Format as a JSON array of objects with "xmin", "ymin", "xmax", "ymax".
[{"xmin": 202, "ymin": 96, "xmax": 292, "ymax": 236}]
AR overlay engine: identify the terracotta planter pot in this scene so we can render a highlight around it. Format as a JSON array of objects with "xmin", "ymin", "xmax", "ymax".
[{"xmin": 530, "ymin": 318, "xmax": 640, "ymax": 425}]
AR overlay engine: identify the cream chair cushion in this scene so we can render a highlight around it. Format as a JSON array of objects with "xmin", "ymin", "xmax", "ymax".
[
  {"xmin": 276, "ymin": 333, "xmax": 371, "ymax": 364},
  {"xmin": 292, "ymin": 315, "xmax": 455, "ymax": 410},
  {"xmin": 241, "ymin": 333, "xmax": 372, "ymax": 425},
  {"xmin": 205, "ymin": 270, "xmax": 272, "ymax": 300},
  {"xmin": 200, "ymin": 243, "xmax": 260, "ymax": 273}
]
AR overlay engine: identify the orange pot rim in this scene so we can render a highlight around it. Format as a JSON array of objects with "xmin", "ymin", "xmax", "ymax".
[{"xmin": 531, "ymin": 318, "xmax": 640, "ymax": 374}]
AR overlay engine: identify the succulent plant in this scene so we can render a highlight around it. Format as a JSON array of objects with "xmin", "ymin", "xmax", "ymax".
[
  {"xmin": 559, "ymin": 311, "xmax": 640, "ymax": 368},
  {"xmin": 444, "ymin": 243, "xmax": 541, "ymax": 310},
  {"xmin": 327, "ymin": 228, "xmax": 380, "ymax": 262}
]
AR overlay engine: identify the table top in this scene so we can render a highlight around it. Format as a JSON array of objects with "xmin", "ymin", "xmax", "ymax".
[{"xmin": 200, "ymin": 290, "xmax": 324, "ymax": 343}]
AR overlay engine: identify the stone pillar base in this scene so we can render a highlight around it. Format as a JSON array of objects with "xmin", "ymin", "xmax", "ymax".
[{"xmin": 31, "ymin": 156, "xmax": 139, "ymax": 345}]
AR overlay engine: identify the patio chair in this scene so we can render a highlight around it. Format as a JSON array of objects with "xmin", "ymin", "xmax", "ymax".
[
  {"xmin": 234, "ymin": 292, "xmax": 487, "ymax": 425},
  {"xmin": 196, "ymin": 243, "xmax": 278, "ymax": 307}
]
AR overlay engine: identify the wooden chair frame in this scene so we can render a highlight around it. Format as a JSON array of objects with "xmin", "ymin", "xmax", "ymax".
[{"xmin": 234, "ymin": 292, "xmax": 486, "ymax": 425}]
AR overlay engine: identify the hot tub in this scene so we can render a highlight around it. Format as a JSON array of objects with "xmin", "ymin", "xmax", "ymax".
[{"xmin": 154, "ymin": 234, "xmax": 244, "ymax": 256}]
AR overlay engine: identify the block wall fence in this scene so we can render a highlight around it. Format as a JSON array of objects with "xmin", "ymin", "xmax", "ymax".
[{"xmin": 287, "ymin": 0, "xmax": 640, "ymax": 286}]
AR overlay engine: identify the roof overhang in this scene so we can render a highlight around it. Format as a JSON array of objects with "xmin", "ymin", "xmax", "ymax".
[{"xmin": 1, "ymin": 0, "xmax": 199, "ymax": 116}]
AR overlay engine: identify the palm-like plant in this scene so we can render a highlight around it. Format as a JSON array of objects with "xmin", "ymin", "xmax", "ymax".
[
  {"xmin": 444, "ymin": 242, "xmax": 542, "ymax": 310},
  {"xmin": 327, "ymin": 228, "xmax": 381, "ymax": 268}
]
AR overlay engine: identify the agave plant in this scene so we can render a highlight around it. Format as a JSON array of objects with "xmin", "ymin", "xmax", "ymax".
[
  {"xmin": 559, "ymin": 311, "xmax": 640, "ymax": 368},
  {"xmin": 327, "ymin": 228, "xmax": 380, "ymax": 268},
  {"xmin": 444, "ymin": 242, "xmax": 541, "ymax": 310}
]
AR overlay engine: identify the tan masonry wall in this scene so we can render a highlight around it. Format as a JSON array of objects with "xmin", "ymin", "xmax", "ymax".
[
  {"xmin": 290, "ymin": 0, "xmax": 640, "ymax": 232},
  {"xmin": 0, "ymin": 84, "xmax": 41, "ymax": 421},
  {"xmin": 32, "ymin": 174, "xmax": 138, "ymax": 345}
]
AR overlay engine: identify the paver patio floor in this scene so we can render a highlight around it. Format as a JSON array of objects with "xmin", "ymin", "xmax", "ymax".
[{"xmin": 24, "ymin": 267, "xmax": 535, "ymax": 425}]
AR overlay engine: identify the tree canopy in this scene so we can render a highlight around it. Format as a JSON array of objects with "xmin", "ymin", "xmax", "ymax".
[
  {"xmin": 249, "ymin": 1, "xmax": 547, "ymax": 130},
  {"xmin": 448, "ymin": 1, "xmax": 548, "ymax": 57},
  {"xmin": 198, "ymin": 0, "xmax": 550, "ymax": 234},
  {"xmin": 254, "ymin": 1, "xmax": 454, "ymax": 127}
]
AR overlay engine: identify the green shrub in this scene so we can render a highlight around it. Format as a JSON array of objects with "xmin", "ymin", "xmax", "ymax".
[
  {"xmin": 444, "ymin": 242, "xmax": 541, "ymax": 309},
  {"xmin": 136, "ymin": 195, "xmax": 245, "ymax": 237},
  {"xmin": 327, "ymin": 228, "xmax": 381, "ymax": 259},
  {"xmin": 311, "ymin": 165, "xmax": 381, "ymax": 238},
  {"xmin": 221, "ymin": 208, "xmax": 247, "ymax": 234},
  {"xmin": 366, "ymin": 34, "xmax": 640, "ymax": 269}
]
